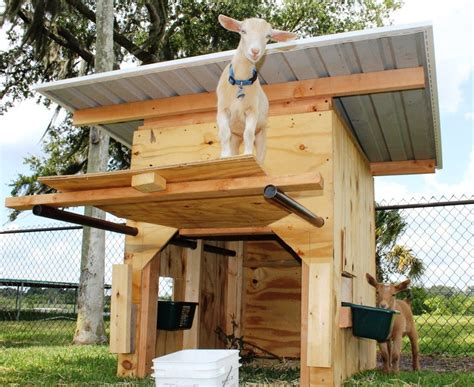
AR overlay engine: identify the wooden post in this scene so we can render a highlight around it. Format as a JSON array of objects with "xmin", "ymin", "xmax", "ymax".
[
  {"xmin": 110, "ymin": 264, "xmax": 132, "ymax": 353},
  {"xmin": 117, "ymin": 222, "xmax": 176, "ymax": 378},
  {"xmin": 225, "ymin": 241, "xmax": 245, "ymax": 336},
  {"xmin": 182, "ymin": 240, "xmax": 204, "ymax": 349},
  {"xmin": 136, "ymin": 253, "xmax": 160, "ymax": 377}
]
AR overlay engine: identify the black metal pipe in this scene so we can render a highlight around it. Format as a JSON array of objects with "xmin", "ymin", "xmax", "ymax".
[
  {"xmin": 32, "ymin": 205, "xmax": 139, "ymax": 236},
  {"xmin": 170, "ymin": 237, "xmax": 237, "ymax": 257},
  {"xmin": 0, "ymin": 226, "xmax": 83, "ymax": 235},
  {"xmin": 375, "ymin": 199, "xmax": 474, "ymax": 211},
  {"xmin": 264, "ymin": 185, "xmax": 325, "ymax": 228}
]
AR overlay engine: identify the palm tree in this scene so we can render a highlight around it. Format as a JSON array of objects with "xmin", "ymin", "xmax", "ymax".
[{"xmin": 375, "ymin": 208, "xmax": 424, "ymax": 282}]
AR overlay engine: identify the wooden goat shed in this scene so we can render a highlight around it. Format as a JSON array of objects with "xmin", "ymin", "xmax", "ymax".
[{"xmin": 6, "ymin": 23, "xmax": 441, "ymax": 385}]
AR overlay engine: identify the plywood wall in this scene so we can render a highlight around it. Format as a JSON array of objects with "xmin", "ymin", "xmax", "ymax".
[
  {"xmin": 155, "ymin": 242, "xmax": 228, "ymax": 356},
  {"xmin": 243, "ymin": 241, "xmax": 301, "ymax": 358},
  {"xmin": 332, "ymin": 112, "xmax": 377, "ymax": 383}
]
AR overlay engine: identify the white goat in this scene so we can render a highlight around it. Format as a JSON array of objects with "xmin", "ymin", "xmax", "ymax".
[{"xmin": 216, "ymin": 15, "xmax": 297, "ymax": 164}]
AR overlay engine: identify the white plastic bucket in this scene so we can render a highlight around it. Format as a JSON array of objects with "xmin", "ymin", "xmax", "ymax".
[{"xmin": 152, "ymin": 349, "xmax": 240, "ymax": 386}]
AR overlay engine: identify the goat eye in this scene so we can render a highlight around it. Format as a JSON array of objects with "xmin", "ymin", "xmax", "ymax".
[
  {"xmin": 266, "ymin": 34, "xmax": 271, "ymax": 39},
  {"xmin": 241, "ymin": 30, "xmax": 247, "ymax": 34}
]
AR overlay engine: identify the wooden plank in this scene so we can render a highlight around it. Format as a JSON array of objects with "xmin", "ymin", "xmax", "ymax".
[
  {"xmin": 225, "ymin": 241, "xmax": 244, "ymax": 337},
  {"xmin": 136, "ymin": 254, "xmax": 160, "ymax": 377},
  {"xmin": 182, "ymin": 240, "xmax": 204, "ymax": 349},
  {"xmin": 73, "ymin": 68, "xmax": 425, "ymax": 126},
  {"xmin": 142, "ymin": 97, "xmax": 333, "ymax": 129},
  {"xmin": 300, "ymin": 262, "xmax": 309, "ymax": 385},
  {"xmin": 131, "ymin": 172, "xmax": 166, "ymax": 193},
  {"xmin": 7, "ymin": 172, "xmax": 323, "ymax": 212},
  {"xmin": 118, "ymin": 222, "xmax": 176, "ymax": 377},
  {"xmin": 341, "ymin": 276, "xmax": 353, "ymax": 303},
  {"xmin": 110, "ymin": 264, "xmax": 132, "ymax": 354},
  {"xmin": 307, "ymin": 261, "xmax": 333, "ymax": 367},
  {"xmin": 339, "ymin": 307, "xmax": 352, "ymax": 328},
  {"xmin": 243, "ymin": 265, "xmax": 301, "ymax": 358},
  {"xmin": 39, "ymin": 155, "xmax": 266, "ymax": 192},
  {"xmin": 332, "ymin": 110, "xmax": 377, "ymax": 380},
  {"xmin": 179, "ymin": 227, "xmax": 273, "ymax": 238},
  {"xmin": 370, "ymin": 159, "xmax": 435, "ymax": 176},
  {"xmin": 102, "ymin": 195, "xmax": 288, "ymax": 229}
]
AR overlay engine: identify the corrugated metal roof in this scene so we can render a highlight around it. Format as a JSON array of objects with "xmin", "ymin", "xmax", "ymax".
[{"xmin": 34, "ymin": 22, "xmax": 442, "ymax": 168}]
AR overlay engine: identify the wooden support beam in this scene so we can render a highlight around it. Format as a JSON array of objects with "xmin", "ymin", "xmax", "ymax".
[
  {"xmin": 370, "ymin": 159, "xmax": 436, "ymax": 176},
  {"xmin": 179, "ymin": 226, "xmax": 273, "ymax": 238},
  {"xmin": 110, "ymin": 264, "xmax": 133, "ymax": 354},
  {"xmin": 6, "ymin": 172, "xmax": 323, "ymax": 211},
  {"xmin": 142, "ymin": 97, "xmax": 333, "ymax": 129},
  {"xmin": 339, "ymin": 306, "xmax": 352, "ymax": 328},
  {"xmin": 225, "ymin": 241, "xmax": 245, "ymax": 336},
  {"xmin": 136, "ymin": 253, "xmax": 160, "ymax": 377},
  {"xmin": 118, "ymin": 223, "xmax": 176, "ymax": 378},
  {"xmin": 73, "ymin": 67, "xmax": 425, "ymax": 126},
  {"xmin": 131, "ymin": 172, "xmax": 166, "ymax": 193},
  {"xmin": 182, "ymin": 240, "xmax": 204, "ymax": 349}
]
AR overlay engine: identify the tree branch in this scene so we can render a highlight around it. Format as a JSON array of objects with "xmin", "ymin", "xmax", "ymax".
[
  {"xmin": 65, "ymin": 0, "xmax": 158, "ymax": 64},
  {"xmin": 17, "ymin": 9, "xmax": 94, "ymax": 64}
]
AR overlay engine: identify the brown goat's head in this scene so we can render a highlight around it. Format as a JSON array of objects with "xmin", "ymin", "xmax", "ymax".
[{"xmin": 366, "ymin": 273, "xmax": 410, "ymax": 310}]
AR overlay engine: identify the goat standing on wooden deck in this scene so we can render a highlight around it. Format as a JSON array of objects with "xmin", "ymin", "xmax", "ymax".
[
  {"xmin": 366, "ymin": 273, "xmax": 421, "ymax": 373},
  {"xmin": 216, "ymin": 15, "xmax": 297, "ymax": 164}
]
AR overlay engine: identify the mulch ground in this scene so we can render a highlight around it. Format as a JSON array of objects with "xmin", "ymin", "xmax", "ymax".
[{"xmin": 378, "ymin": 354, "xmax": 474, "ymax": 372}]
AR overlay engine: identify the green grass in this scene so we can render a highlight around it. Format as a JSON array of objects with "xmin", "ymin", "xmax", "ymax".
[
  {"xmin": 0, "ymin": 320, "xmax": 76, "ymax": 347},
  {"xmin": 0, "ymin": 317, "xmax": 472, "ymax": 385},
  {"xmin": 344, "ymin": 370, "xmax": 474, "ymax": 386},
  {"xmin": 0, "ymin": 345, "xmax": 154, "ymax": 385},
  {"xmin": 411, "ymin": 315, "xmax": 474, "ymax": 356}
]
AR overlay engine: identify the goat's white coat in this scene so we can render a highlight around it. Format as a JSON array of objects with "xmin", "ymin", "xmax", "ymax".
[{"xmin": 216, "ymin": 15, "xmax": 296, "ymax": 164}]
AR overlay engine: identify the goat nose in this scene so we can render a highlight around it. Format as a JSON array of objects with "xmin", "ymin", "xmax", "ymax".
[{"xmin": 251, "ymin": 48, "xmax": 260, "ymax": 56}]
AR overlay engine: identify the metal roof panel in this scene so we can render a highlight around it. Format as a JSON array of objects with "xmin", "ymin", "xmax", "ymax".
[{"xmin": 33, "ymin": 22, "xmax": 442, "ymax": 168}]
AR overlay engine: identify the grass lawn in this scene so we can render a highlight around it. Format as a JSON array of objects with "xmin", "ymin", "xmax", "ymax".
[
  {"xmin": 1, "ymin": 316, "xmax": 472, "ymax": 385},
  {"xmin": 344, "ymin": 370, "xmax": 474, "ymax": 386},
  {"xmin": 412, "ymin": 315, "xmax": 473, "ymax": 356}
]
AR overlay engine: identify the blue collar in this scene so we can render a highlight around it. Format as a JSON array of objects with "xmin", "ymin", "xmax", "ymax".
[{"xmin": 228, "ymin": 64, "xmax": 258, "ymax": 86}]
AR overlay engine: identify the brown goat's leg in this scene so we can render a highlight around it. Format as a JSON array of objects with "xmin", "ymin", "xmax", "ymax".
[
  {"xmin": 409, "ymin": 330, "xmax": 421, "ymax": 371},
  {"xmin": 391, "ymin": 335, "xmax": 403, "ymax": 373},
  {"xmin": 379, "ymin": 342, "xmax": 390, "ymax": 373}
]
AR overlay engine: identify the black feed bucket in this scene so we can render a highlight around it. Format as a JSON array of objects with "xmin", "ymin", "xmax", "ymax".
[
  {"xmin": 157, "ymin": 301, "xmax": 198, "ymax": 331},
  {"xmin": 342, "ymin": 302, "xmax": 399, "ymax": 342}
]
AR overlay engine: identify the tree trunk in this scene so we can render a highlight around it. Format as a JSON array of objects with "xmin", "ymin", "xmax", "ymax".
[{"xmin": 73, "ymin": 0, "xmax": 114, "ymax": 345}]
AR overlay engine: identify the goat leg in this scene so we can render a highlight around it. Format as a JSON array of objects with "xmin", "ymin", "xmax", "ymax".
[
  {"xmin": 409, "ymin": 330, "xmax": 421, "ymax": 371},
  {"xmin": 255, "ymin": 127, "xmax": 267, "ymax": 164},
  {"xmin": 243, "ymin": 110, "xmax": 258, "ymax": 156},
  {"xmin": 379, "ymin": 342, "xmax": 391, "ymax": 373},
  {"xmin": 391, "ymin": 335, "xmax": 403, "ymax": 373},
  {"xmin": 218, "ymin": 110, "xmax": 233, "ymax": 158}
]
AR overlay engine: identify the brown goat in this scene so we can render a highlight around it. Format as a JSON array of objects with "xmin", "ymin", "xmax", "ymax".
[{"xmin": 366, "ymin": 273, "xmax": 421, "ymax": 373}]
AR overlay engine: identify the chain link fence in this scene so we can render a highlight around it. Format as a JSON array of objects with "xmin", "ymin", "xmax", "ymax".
[
  {"xmin": 1, "ymin": 195, "xmax": 473, "ymax": 356},
  {"xmin": 0, "ymin": 222, "xmax": 175, "ymax": 346},
  {"xmin": 375, "ymin": 195, "xmax": 473, "ymax": 356}
]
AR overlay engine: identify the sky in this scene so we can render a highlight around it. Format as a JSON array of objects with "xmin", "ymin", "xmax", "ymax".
[{"xmin": 0, "ymin": 1, "xmax": 472, "ymax": 284}]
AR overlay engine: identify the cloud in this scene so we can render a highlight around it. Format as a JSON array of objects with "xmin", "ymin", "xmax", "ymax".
[
  {"xmin": 465, "ymin": 112, "xmax": 474, "ymax": 121},
  {"xmin": 375, "ymin": 149, "xmax": 474, "ymax": 201},
  {"xmin": 393, "ymin": 0, "xmax": 473, "ymax": 113},
  {"xmin": 422, "ymin": 149, "xmax": 474, "ymax": 196},
  {"xmin": 0, "ymin": 99, "xmax": 54, "ymax": 146}
]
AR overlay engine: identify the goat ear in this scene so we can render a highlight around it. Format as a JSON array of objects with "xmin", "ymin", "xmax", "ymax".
[
  {"xmin": 218, "ymin": 15, "xmax": 242, "ymax": 33},
  {"xmin": 395, "ymin": 279, "xmax": 411, "ymax": 293},
  {"xmin": 366, "ymin": 273, "xmax": 378, "ymax": 287},
  {"xmin": 271, "ymin": 29, "xmax": 298, "ymax": 42}
]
